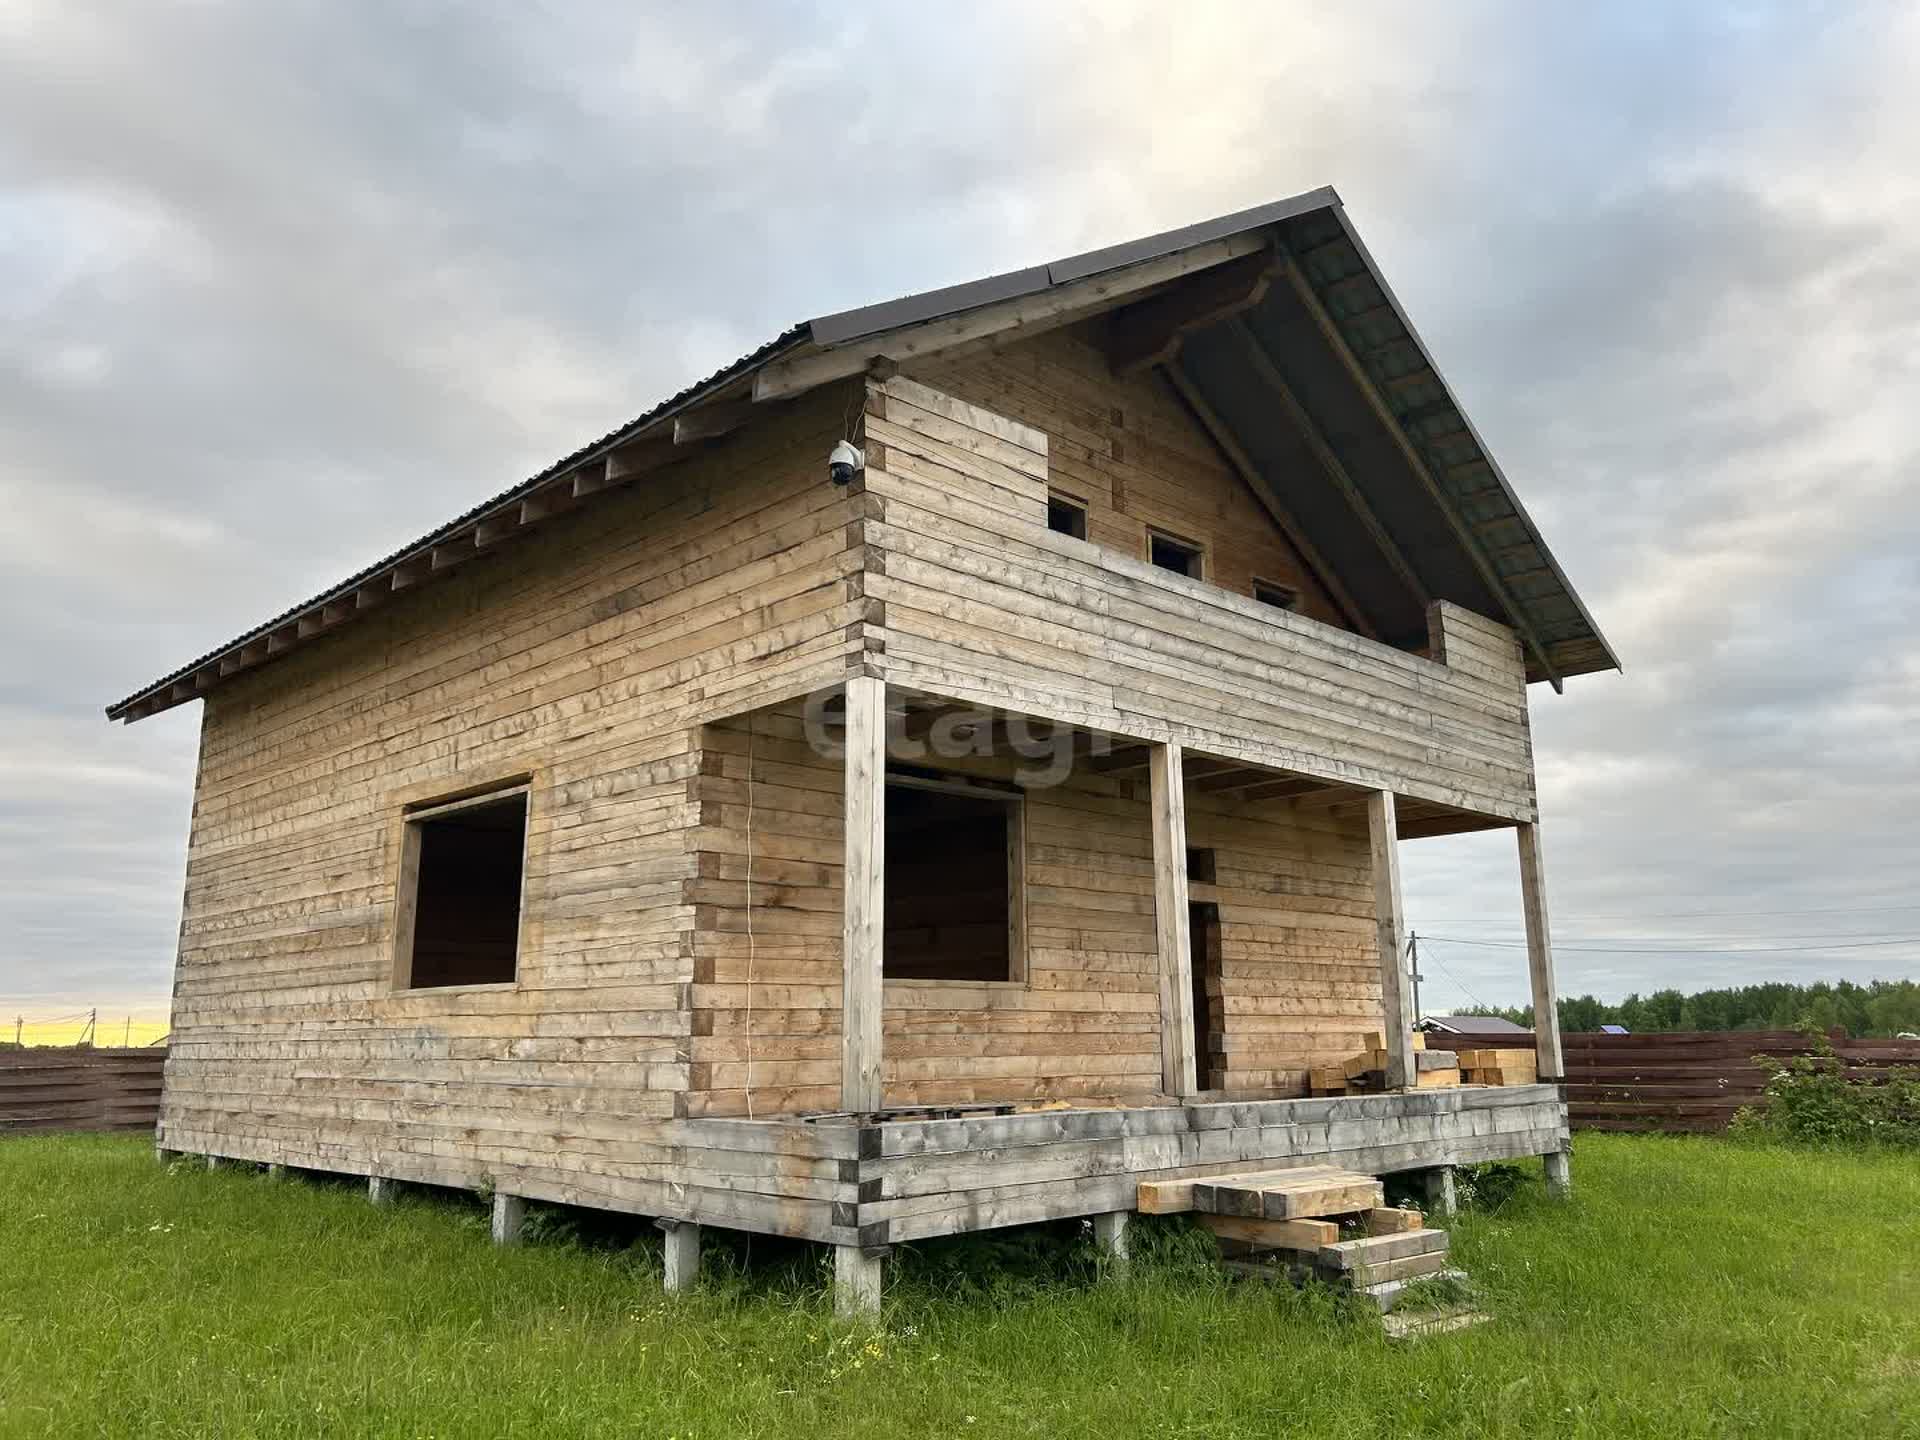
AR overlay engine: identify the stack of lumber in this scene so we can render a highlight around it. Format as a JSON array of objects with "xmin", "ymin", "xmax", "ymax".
[
  {"xmin": 1139, "ymin": 1165, "xmax": 1466, "ymax": 1318},
  {"xmin": 1457, "ymin": 1048, "xmax": 1538, "ymax": 1087},
  {"xmin": 1308, "ymin": 1031, "xmax": 1460, "ymax": 1095}
]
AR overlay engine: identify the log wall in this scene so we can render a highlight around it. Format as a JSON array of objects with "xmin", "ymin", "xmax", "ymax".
[
  {"xmin": 913, "ymin": 328, "xmax": 1348, "ymax": 624},
  {"xmin": 858, "ymin": 373, "xmax": 1537, "ymax": 820},
  {"xmin": 687, "ymin": 702, "xmax": 1386, "ymax": 1118},
  {"xmin": 158, "ymin": 385, "xmax": 869, "ymax": 1212}
]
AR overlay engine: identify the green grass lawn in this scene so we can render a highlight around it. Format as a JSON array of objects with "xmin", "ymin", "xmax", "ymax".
[{"xmin": 1, "ymin": 1134, "xmax": 1916, "ymax": 1438}]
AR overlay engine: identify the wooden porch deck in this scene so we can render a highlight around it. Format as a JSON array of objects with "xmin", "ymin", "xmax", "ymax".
[{"xmin": 674, "ymin": 1082, "xmax": 1567, "ymax": 1250}]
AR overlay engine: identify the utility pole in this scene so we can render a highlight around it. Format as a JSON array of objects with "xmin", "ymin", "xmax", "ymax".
[
  {"xmin": 82, "ymin": 1008, "xmax": 96, "ymax": 1048},
  {"xmin": 123, "ymin": 1016, "xmax": 131, "ymax": 1048},
  {"xmin": 12, "ymin": 1016, "xmax": 19, "ymax": 1048},
  {"xmin": 1407, "ymin": 931, "xmax": 1423, "ymax": 1026}
]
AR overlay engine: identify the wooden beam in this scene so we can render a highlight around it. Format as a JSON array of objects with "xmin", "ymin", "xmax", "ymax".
[
  {"xmin": 1162, "ymin": 361, "xmax": 1381, "ymax": 641},
  {"xmin": 604, "ymin": 434, "xmax": 679, "ymax": 481},
  {"xmin": 1189, "ymin": 766, "xmax": 1283, "ymax": 794},
  {"xmin": 1280, "ymin": 255, "xmax": 1563, "ymax": 689},
  {"xmin": 1517, "ymin": 822, "xmax": 1564, "ymax": 1083},
  {"xmin": 1367, "ymin": 790, "xmax": 1415, "ymax": 1090},
  {"xmin": 841, "ymin": 675, "xmax": 887, "ymax": 1113},
  {"xmin": 1105, "ymin": 251, "xmax": 1278, "ymax": 377},
  {"xmin": 753, "ymin": 232, "xmax": 1270, "ymax": 402},
  {"xmin": 672, "ymin": 397, "xmax": 757, "ymax": 445},
  {"xmin": 1228, "ymin": 316, "xmax": 1431, "ymax": 611},
  {"xmin": 1149, "ymin": 743, "xmax": 1198, "ymax": 1097}
]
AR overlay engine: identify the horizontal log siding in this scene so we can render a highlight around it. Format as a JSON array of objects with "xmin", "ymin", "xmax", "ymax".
[
  {"xmin": 912, "ymin": 329, "xmax": 1348, "ymax": 624},
  {"xmin": 858, "ymin": 374, "xmax": 1537, "ymax": 820},
  {"xmin": 686, "ymin": 705, "xmax": 1386, "ymax": 1117},
  {"xmin": 158, "ymin": 387, "xmax": 869, "ymax": 1218}
]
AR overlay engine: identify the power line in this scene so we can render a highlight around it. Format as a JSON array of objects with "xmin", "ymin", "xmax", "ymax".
[
  {"xmin": 1422, "ymin": 933, "xmax": 1920, "ymax": 957},
  {"xmin": 1418, "ymin": 900, "xmax": 1920, "ymax": 924}
]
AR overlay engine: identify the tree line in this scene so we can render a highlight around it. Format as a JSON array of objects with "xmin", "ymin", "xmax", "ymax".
[{"xmin": 1480, "ymin": 978, "xmax": 1920, "ymax": 1038}]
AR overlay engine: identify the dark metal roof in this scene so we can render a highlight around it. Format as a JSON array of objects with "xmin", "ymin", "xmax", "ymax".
[
  {"xmin": 107, "ymin": 185, "xmax": 1617, "ymax": 722},
  {"xmin": 1422, "ymin": 1016, "xmax": 1534, "ymax": 1036},
  {"xmin": 809, "ymin": 187, "xmax": 1340, "ymax": 344},
  {"xmin": 105, "ymin": 326, "xmax": 807, "ymax": 720}
]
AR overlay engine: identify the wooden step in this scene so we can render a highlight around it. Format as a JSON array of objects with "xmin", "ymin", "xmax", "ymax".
[
  {"xmin": 1382, "ymin": 1305, "xmax": 1492, "ymax": 1341},
  {"xmin": 1317, "ymin": 1229, "xmax": 1449, "ymax": 1270},
  {"xmin": 1189, "ymin": 1167, "xmax": 1385, "ymax": 1220},
  {"xmin": 1137, "ymin": 1163, "xmax": 1351, "ymax": 1215}
]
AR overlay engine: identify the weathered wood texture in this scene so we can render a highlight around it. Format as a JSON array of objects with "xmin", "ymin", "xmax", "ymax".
[
  {"xmin": 151, "ymin": 333, "xmax": 1549, "ymax": 1224},
  {"xmin": 843, "ymin": 1084, "xmax": 1567, "ymax": 1245},
  {"xmin": 0, "ymin": 1048, "xmax": 166, "ymax": 1134},
  {"xmin": 156, "ymin": 386, "xmax": 872, "ymax": 1214},
  {"xmin": 687, "ymin": 703, "xmax": 1390, "ymax": 1117},
  {"xmin": 861, "ymin": 367, "xmax": 1537, "ymax": 818},
  {"xmin": 913, "ymin": 330, "xmax": 1346, "ymax": 620}
]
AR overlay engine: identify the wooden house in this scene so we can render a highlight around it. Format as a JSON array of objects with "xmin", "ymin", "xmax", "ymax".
[{"xmin": 110, "ymin": 188, "xmax": 1617, "ymax": 1312}]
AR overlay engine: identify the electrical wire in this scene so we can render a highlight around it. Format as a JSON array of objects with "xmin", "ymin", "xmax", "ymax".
[
  {"xmin": 1419, "ymin": 899, "xmax": 1920, "ymax": 924},
  {"xmin": 1421, "ymin": 933, "xmax": 1920, "ymax": 957}
]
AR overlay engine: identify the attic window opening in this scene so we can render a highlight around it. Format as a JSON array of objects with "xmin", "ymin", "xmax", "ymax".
[
  {"xmin": 1148, "ymin": 529, "xmax": 1203, "ymax": 579},
  {"xmin": 396, "ymin": 785, "xmax": 529, "ymax": 990},
  {"xmin": 883, "ymin": 774, "xmax": 1023, "ymax": 983},
  {"xmin": 1253, "ymin": 580, "xmax": 1300, "ymax": 612},
  {"xmin": 1047, "ymin": 492, "xmax": 1089, "ymax": 540}
]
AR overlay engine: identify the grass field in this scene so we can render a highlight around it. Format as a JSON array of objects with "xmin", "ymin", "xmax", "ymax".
[{"xmin": 1, "ymin": 1134, "xmax": 1916, "ymax": 1438}]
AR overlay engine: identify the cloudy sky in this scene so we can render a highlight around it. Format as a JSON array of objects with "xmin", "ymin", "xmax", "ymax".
[{"xmin": 5, "ymin": 1, "xmax": 1919, "ymax": 1027}]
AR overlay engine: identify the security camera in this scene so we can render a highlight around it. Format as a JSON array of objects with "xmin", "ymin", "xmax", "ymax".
[{"xmin": 828, "ymin": 440, "xmax": 865, "ymax": 486}]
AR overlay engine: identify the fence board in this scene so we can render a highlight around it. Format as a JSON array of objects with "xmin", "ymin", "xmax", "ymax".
[
  {"xmin": 0, "ymin": 1048, "xmax": 166, "ymax": 1135},
  {"xmin": 1428, "ymin": 1029, "xmax": 1920, "ymax": 1134}
]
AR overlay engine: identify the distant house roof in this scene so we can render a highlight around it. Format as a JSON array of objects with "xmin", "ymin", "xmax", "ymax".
[
  {"xmin": 1421, "ymin": 1015, "xmax": 1533, "ymax": 1037},
  {"xmin": 106, "ymin": 185, "xmax": 1618, "ymax": 724},
  {"xmin": 1600, "ymin": 1024, "xmax": 1630, "ymax": 1035}
]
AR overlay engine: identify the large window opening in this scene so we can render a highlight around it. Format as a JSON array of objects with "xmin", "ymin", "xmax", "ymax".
[
  {"xmin": 397, "ymin": 786, "xmax": 528, "ymax": 989},
  {"xmin": 883, "ymin": 775, "xmax": 1022, "ymax": 982}
]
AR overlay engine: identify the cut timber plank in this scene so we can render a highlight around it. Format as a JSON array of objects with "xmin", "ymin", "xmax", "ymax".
[
  {"xmin": 1317, "ymin": 1229, "xmax": 1449, "ymax": 1269},
  {"xmin": 1415, "ymin": 1069, "xmax": 1462, "ymax": 1089},
  {"xmin": 1364, "ymin": 1206, "xmax": 1425, "ymax": 1235},
  {"xmin": 1135, "ymin": 1164, "xmax": 1347, "ymax": 1216},
  {"xmin": 1456, "ymin": 1049, "xmax": 1535, "ymax": 1070},
  {"xmin": 1345, "ymin": 1250, "xmax": 1453, "ymax": 1288},
  {"xmin": 1383, "ymin": 1306, "xmax": 1491, "ymax": 1341},
  {"xmin": 1194, "ymin": 1213, "xmax": 1339, "ymax": 1250},
  {"xmin": 1193, "ymin": 1168, "xmax": 1385, "ymax": 1221}
]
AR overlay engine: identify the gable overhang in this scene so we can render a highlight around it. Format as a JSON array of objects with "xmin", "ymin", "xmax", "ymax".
[{"xmin": 107, "ymin": 186, "xmax": 1616, "ymax": 723}]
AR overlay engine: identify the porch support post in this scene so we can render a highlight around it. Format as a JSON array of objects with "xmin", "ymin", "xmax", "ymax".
[
  {"xmin": 1149, "ymin": 742, "xmax": 1198, "ymax": 1097},
  {"xmin": 1421, "ymin": 1166, "xmax": 1457, "ymax": 1218},
  {"xmin": 491, "ymin": 1192, "xmax": 527, "ymax": 1246},
  {"xmin": 367, "ymin": 1176, "xmax": 395, "ymax": 1207},
  {"xmin": 1366, "ymin": 790, "xmax": 1416, "ymax": 1091},
  {"xmin": 658, "ymin": 1219, "xmax": 701, "ymax": 1292},
  {"xmin": 1092, "ymin": 1211, "xmax": 1132, "ymax": 1271},
  {"xmin": 834, "ymin": 1245, "xmax": 884, "ymax": 1318},
  {"xmin": 1518, "ymin": 822, "xmax": 1572, "ymax": 1197},
  {"xmin": 841, "ymin": 675, "xmax": 887, "ymax": 1114}
]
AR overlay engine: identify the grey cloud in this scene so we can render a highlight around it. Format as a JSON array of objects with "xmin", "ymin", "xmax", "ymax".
[{"xmin": 3, "ymin": 1, "xmax": 1918, "ymax": 1020}]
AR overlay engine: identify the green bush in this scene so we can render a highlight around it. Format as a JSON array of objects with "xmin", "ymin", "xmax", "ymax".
[{"xmin": 1733, "ymin": 1034, "xmax": 1920, "ymax": 1148}]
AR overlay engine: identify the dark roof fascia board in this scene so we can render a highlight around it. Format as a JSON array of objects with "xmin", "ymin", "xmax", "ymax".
[
  {"xmin": 103, "ymin": 328, "xmax": 810, "ymax": 721},
  {"xmin": 1325, "ymin": 207, "xmax": 1621, "ymax": 676},
  {"xmin": 808, "ymin": 186, "xmax": 1341, "ymax": 347}
]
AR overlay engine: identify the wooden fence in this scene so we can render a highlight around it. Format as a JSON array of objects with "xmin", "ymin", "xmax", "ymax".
[
  {"xmin": 1432, "ymin": 1029, "xmax": 1920, "ymax": 1134},
  {"xmin": 0, "ymin": 1047, "xmax": 167, "ymax": 1135}
]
